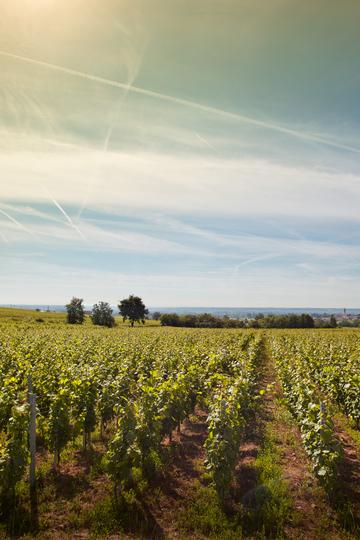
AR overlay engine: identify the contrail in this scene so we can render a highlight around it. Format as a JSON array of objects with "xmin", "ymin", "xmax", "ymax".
[
  {"xmin": 2, "ymin": 130, "xmax": 97, "ymax": 152},
  {"xmin": 103, "ymin": 122, "xmax": 114, "ymax": 152},
  {"xmin": 195, "ymin": 132, "xmax": 216, "ymax": 150},
  {"xmin": 45, "ymin": 189, "xmax": 86, "ymax": 240},
  {"xmin": 0, "ymin": 207, "xmax": 36, "ymax": 237},
  {"xmin": 236, "ymin": 253, "xmax": 281, "ymax": 269},
  {"xmin": 1, "ymin": 50, "xmax": 360, "ymax": 154}
]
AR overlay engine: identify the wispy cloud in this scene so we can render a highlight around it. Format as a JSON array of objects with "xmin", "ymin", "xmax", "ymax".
[
  {"xmin": 235, "ymin": 253, "xmax": 282, "ymax": 269},
  {"xmin": 44, "ymin": 190, "xmax": 86, "ymax": 241},
  {"xmin": 1, "ymin": 255, "xmax": 360, "ymax": 308},
  {"xmin": 0, "ymin": 206, "xmax": 36, "ymax": 238},
  {"xmin": 2, "ymin": 149, "xmax": 360, "ymax": 223},
  {"xmin": 194, "ymin": 132, "xmax": 216, "ymax": 150},
  {"xmin": 0, "ymin": 202, "xmax": 63, "ymax": 224},
  {"xmin": 1, "ymin": 0, "xmax": 360, "ymax": 308},
  {"xmin": 1, "ymin": 50, "xmax": 359, "ymax": 154}
]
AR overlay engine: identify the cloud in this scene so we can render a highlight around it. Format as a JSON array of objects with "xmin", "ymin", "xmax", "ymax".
[
  {"xmin": 1, "ymin": 146, "xmax": 360, "ymax": 222},
  {"xmin": 44, "ymin": 189, "xmax": 86, "ymax": 240},
  {"xmin": 0, "ymin": 206, "xmax": 36, "ymax": 237},
  {"xmin": 1, "ymin": 255, "xmax": 360, "ymax": 307},
  {"xmin": 0, "ymin": 202, "xmax": 63, "ymax": 223},
  {"xmin": 1, "ymin": 50, "xmax": 360, "ymax": 155}
]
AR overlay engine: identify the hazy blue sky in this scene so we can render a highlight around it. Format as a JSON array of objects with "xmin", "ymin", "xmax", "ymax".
[{"xmin": 1, "ymin": 0, "xmax": 360, "ymax": 306}]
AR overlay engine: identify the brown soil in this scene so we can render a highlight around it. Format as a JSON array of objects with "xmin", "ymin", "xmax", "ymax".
[
  {"xmin": 37, "ymin": 444, "xmax": 112, "ymax": 538},
  {"xmin": 234, "ymin": 356, "xmax": 353, "ymax": 540},
  {"xmin": 27, "ymin": 414, "xmax": 209, "ymax": 540},
  {"xmin": 333, "ymin": 418, "xmax": 360, "ymax": 529},
  {"xmin": 17, "ymin": 354, "xmax": 360, "ymax": 540},
  {"xmin": 146, "ymin": 408, "xmax": 209, "ymax": 539}
]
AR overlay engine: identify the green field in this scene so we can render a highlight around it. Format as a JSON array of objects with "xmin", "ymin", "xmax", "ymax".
[
  {"xmin": 0, "ymin": 307, "xmax": 160, "ymax": 326},
  {"xmin": 0, "ymin": 307, "xmax": 66, "ymax": 322},
  {"xmin": 0, "ymin": 314, "xmax": 359, "ymax": 539}
]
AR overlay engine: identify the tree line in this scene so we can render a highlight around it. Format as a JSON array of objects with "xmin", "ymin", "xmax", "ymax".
[
  {"xmin": 160, "ymin": 312, "xmax": 316, "ymax": 329},
  {"xmin": 160, "ymin": 313, "xmax": 246, "ymax": 328},
  {"xmin": 66, "ymin": 295, "xmax": 148, "ymax": 327},
  {"xmin": 65, "ymin": 299, "xmax": 338, "ymax": 330},
  {"xmin": 250, "ymin": 313, "xmax": 315, "ymax": 328}
]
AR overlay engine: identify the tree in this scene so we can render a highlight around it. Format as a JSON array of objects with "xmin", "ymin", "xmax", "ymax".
[
  {"xmin": 329, "ymin": 315, "xmax": 337, "ymax": 328},
  {"xmin": 66, "ymin": 297, "xmax": 85, "ymax": 324},
  {"xmin": 118, "ymin": 295, "xmax": 148, "ymax": 327},
  {"xmin": 91, "ymin": 302, "xmax": 115, "ymax": 328},
  {"xmin": 151, "ymin": 311, "xmax": 162, "ymax": 321},
  {"xmin": 160, "ymin": 313, "xmax": 180, "ymax": 327}
]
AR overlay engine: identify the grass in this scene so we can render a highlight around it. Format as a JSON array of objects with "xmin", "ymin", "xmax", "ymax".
[
  {"xmin": 0, "ymin": 307, "xmax": 161, "ymax": 326},
  {"xmin": 180, "ymin": 377, "xmax": 293, "ymax": 539},
  {"xmin": 246, "ymin": 421, "xmax": 292, "ymax": 538},
  {"xmin": 0, "ymin": 306, "xmax": 65, "ymax": 322},
  {"xmin": 180, "ymin": 429, "xmax": 292, "ymax": 539},
  {"xmin": 181, "ymin": 481, "xmax": 243, "ymax": 539},
  {"xmin": 0, "ymin": 322, "xmax": 358, "ymax": 539}
]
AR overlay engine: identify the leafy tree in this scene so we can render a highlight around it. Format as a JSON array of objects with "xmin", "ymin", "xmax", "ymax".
[
  {"xmin": 160, "ymin": 313, "xmax": 180, "ymax": 327},
  {"xmin": 160, "ymin": 312, "xmax": 246, "ymax": 328},
  {"xmin": 118, "ymin": 295, "xmax": 148, "ymax": 327},
  {"xmin": 254, "ymin": 313, "xmax": 314, "ymax": 329},
  {"xmin": 66, "ymin": 297, "xmax": 85, "ymax": 325},
  {"xmin": 151, "ymin": 311, "xmax": 162, "ymax": 321},
  {"xmin": 329, "ymin": 315, "xmax": 337, "ymax": 328},
  {"xmin": 91, "ymin": 301, "xmax": 115, "ymax": 328}
]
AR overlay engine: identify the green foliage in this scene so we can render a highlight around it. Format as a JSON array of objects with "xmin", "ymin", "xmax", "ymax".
[
  {"xmin": 0, "ymin": 319, "xmax": 358, "ymax": 530},
  {"xmin": 243, "ymin": 425, "xmax": 292, "ymax": 538},
  {"xmin": 45, "ymin": 390, "xmax": 72, "ymax": 465},
  {"xmin": 107, "ymin": 403, "xmax": 138, "ymax": 490},
  {"xmin": 0, "ymin": 404, "xmax": 29, "ymax": 512},
  {"xmin": 253, "ymin": 313, "xmax": 315, "ymax": 329},
  {"xmin": 66, "ymin": 297, "xmax": 85, "ymax": 325},
  {"xmin": 91, "ymin": 302, "xmax": 115, "ymax": 328},
  {"xmin": 71, "ymin": 377, "xmax": 97, "ymax": 448},
  {"xmin": 160, "ymin": 312, "xmax": 245, "ymax": 328},
  {"xmin": 118, "ymin": 295, "xmax": 148, "ymax": 326},
  {"xmin": 181, "ymin": 482, "xmax": 242, "ymax": 539},
  {"xmin": 270, "ymin": 333, "xmax": 343, "ymax": 487},
  {"xmin": 204, "ymin": 338, "xmax": 262, "ymax": 500}
]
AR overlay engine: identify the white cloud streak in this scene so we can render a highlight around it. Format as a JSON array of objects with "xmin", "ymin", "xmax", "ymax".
[
  {"xmin": 2, "ymin": 150, "xmax": 360, "ymax": 221},
  {"xmin": 44, "ymin": 190, "xmax": 86, "ymax": 241},
  {"xmin": 195, "ymin": 132, "xmax": 216, "ymax": 150},
  {"xmin": 0, "ymin": 206, "xmax": 36, "ymax": 237},
  {"xmin": 1, "ymin": 50, "xmax": 359, "ymax": 154},
  {"xmin": 0, "ymin": 202, "xmax": 63, "ymax": 224}
]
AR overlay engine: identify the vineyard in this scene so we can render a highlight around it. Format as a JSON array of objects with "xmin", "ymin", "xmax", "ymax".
[{"xmin": 0, "ymin": 318, "xmax": 359, "ymax": 539}]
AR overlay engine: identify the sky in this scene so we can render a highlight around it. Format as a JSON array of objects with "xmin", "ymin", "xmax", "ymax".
[{"xmin": 1, "ymin": 0, "xmax": 360, "ymax": 307}]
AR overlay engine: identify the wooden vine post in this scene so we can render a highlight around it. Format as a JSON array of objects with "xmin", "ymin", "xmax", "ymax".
[
  {"xmin": 28, "ymin": 375, "xmax": 37, "ymax": 493},
  {"xmin": 320, "ymin": 401, "xmax": 326, "ymax": 426}
]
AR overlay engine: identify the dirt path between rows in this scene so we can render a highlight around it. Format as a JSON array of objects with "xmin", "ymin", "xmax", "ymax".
[
  {"xmin": 333, "ymin": 418, "xmax": 360, "ymax": 531},
  {"xmin": 234, "ymin": 346, "xmax": 355, "ymax": 540},
  {"xmin": 147, "ymin": 408, "xmax": 209, "ymax": 539}
]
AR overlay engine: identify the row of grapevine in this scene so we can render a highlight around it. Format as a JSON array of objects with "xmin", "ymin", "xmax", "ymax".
[
  {"xmin": 0, "ymin": 322, "xmax": 260, "ymax": 509},
  {"xmin": 269, "ymin": 331, "xmax": 360, "ymax": 426},
  {"xmin": 290, "ymin": 335, "xmax": 359, "ymax": 427},
  {"xmin": 270, "ymin": 333, "xmax": 344, "ymax": 487},
  {"xmin": 204, "ymin": 337, "xmax": 262, "ymax": 499}
]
